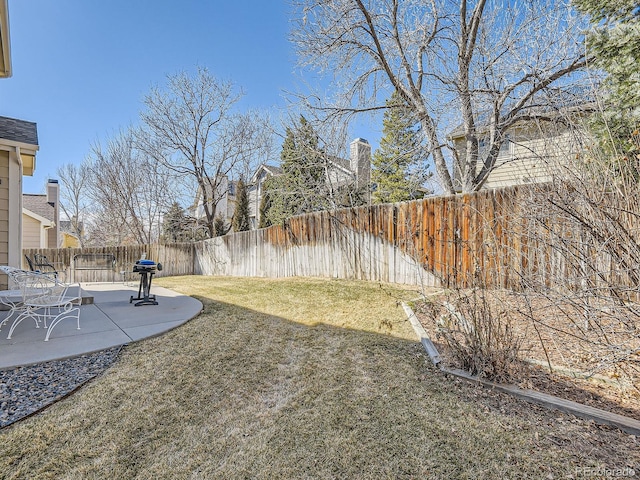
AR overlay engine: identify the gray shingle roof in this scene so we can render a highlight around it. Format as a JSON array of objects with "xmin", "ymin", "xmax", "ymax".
[
  {"xmin": 0, "ymin": 116, "xmax": 38, "ymax": 145},
  {"xmin": 60, "ymin": 220, "xmax": 83, "ymax": 235},
  {"xmin": 328, "ymin": 155, "xmax": 351, "ymax": 172},
  {"xmin": 23, "ymin": 194, "xmax": 54, "ymax": 221},
  {"xmin": 263, "ymin": 164, "xmax": 283, "ymax": 175}
]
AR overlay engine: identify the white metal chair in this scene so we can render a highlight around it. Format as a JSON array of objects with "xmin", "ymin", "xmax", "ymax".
[
  {"xmin": 0, "ymin": 266, "xmax": 28, "ymax": 331},
  {"xmin": 6, "ymin": 271, "xmax": 82, "ymax": 342}
]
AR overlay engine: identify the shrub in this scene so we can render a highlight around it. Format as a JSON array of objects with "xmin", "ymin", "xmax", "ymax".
[{"xmin": 434, "ymin": 287, "xmax": 523, "ymax": 383}]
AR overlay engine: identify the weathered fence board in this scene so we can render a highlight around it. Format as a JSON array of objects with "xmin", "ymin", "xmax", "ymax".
[
  {"xmin": 23, "ymin": 243, "xmax": 196, "ymax": 283},
  {"xmin": 21, "ymin": 185, "xmax": 637, "ymax": 292}
]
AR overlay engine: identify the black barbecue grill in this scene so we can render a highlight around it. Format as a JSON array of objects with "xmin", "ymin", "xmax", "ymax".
[{"xmin": 129, "ymin": 259, "xmax": 163, "ymax": 306}]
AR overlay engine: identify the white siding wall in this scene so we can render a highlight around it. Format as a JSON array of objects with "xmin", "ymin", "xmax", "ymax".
[
  {"xmin": 326, "ymin": 167, "xmax": 353, "ymax": 189},
  {"xmin": 482, "ymin": 132, "xmax": 575, "ymax": 189},
  {"xmin": 0, "ymin": 151, "xmax": 8, "ymax": 267},
  {"xmin": 0, "ymin": 151, "xmax": 8, "ymax": 288},
  {"xmin": 451, "ymin": 129, "xmax": 580, "ymax": 190},
  {"xmin": 22, "ymin": 213, "xmax": 44, "ymax": 249}
]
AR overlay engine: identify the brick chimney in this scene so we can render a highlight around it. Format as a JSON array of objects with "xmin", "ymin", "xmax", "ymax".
[
  {"xmin": 46, "ymin": 179, "xmax": 60, "ymax": 248},
  {"xmin": 350, "ymin": 138, "xmax": 371, "ymax": 188}
]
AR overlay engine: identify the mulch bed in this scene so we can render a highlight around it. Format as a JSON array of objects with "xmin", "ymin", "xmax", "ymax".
[{"xmin": 413, "ymin": 290, "xmax": 640, "ymax": 421}]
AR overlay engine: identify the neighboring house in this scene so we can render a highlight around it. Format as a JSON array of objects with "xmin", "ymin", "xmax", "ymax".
[
  {"xmin": 247, "ymin": 138, "xmax": 372, "ymax": 228},
  {"xmin": 0, "ymin": 117, "xmax": 39, "ymax": 288},
  {"xmin": 192, "ymin": 175, "xmax": 238, "ymax": 230},
  {"xmin": 194, "ymin": 138, "xmax": 372, "ymax": 231},
  {"xmin": 247, "ymin": 164, "xmax": 282, "ymax": 229},
  {"xmin": 22, "ymin": 180, "xmax": 60, "ymax": 250},
  {"xmin": 449, "ymin": 98, "xmax": 590, "ymax": 190},
  {"xmin": 59, "ymin": 219, "xmax": 83, "ymax": 248}
]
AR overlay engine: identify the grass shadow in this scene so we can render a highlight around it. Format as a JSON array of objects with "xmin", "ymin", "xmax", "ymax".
[{"xmin": 0, "ymin": 276, "xmax": 637, "ymax": 479}]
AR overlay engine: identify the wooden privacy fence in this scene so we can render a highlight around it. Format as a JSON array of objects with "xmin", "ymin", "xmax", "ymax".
[
  {"xmin": 194, "ymin": 210, "xmax": 437, "ymax": 285},
  {"xmin": 22, "ymin": 185, "xmax": 637, "ymax": 292},
  {"xmin": 193, "ymin": 187, "xmax": 535, "ymax": 288},
  {"xmin": 23, "ymin": 243, "xmax": 196, "ymax": 283},
  {"xmin": 195, "ymin": 185, "xmax": 640, "ymax": 291}
]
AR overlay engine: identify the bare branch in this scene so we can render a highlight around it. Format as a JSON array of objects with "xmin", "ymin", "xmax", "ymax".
[{"xmin": 292, "ymin": 0, "xmax": 590, "ymax": 193}]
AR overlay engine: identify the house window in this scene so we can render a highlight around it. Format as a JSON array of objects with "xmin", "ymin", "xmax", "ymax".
[
  {"xmin": 228, "ymin": 182, "xmax": 236, "ymax": 196},
  {"xmin": 478, "ymin": 139, "xmax": 488, "ymax": 161},
  {"xmin": 499, "ymin": 135, "xmax": 511, "ymax": 153}
]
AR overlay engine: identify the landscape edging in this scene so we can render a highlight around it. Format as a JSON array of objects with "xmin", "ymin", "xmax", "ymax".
[{"xmin": 401, "ymin": 302, "xmax": 640, "ymax": 436}]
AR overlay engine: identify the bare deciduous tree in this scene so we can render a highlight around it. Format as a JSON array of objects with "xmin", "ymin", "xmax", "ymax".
[
  {"xmin": 292, "ymin": 0, "xmax": 590, "ymax": 193},
  {"xmin": 86, "ymin": 129, "xmax": 173, "ymax": 245},
  {"xmin": 137, "ymin": 67, "xmax": 272, "ymax": 238},
  {"xmin": 57, "ymin": 161, "xmax": 91, "ymax": 247}
]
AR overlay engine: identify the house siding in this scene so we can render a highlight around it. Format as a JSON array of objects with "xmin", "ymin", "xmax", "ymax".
[
  {"xmin": 61, "ymin": 232, "xmax": 79, "ymax": 248},
  {"xmin": 481, "ymin": 132, "xmax": 575, "ymax": 189},
  {"xmin": 0, "ymin": 117, "xmax": 39, "ymax": 288},
  {"xmin": 22, "ymin": 213, "xmax": 43, "ymax": 249},
  {"xmin": 195, "ymin": 176, "xmax": 236, "ymax": 227},
  {"xmin": 453, "ymin": 127, "xmax": 580, "ymax": 190},
  {"xmin": 0, "ymin": 151, "xmax": 8, "ymax": 288}
]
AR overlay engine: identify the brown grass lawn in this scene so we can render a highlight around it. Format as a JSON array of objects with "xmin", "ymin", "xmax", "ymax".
[{"xmin": 0, "ymin": 276, "xmax": 637, "ymax": 479}]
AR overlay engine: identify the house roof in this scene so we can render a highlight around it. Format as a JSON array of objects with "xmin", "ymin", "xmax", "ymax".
[
  {"xmin": 23, "ymin": 194, "xmax": 54, "ymax": 222},
  {"xmin": 60, "ymin": 220, "xmax": 75, "ymax": 230},
  {"xmin": 250, "ymin": 164, "xmax": 283, "ymax": 183},
  {"xmin": 264, "ymin": 164, "xmax": 283, "ymax": 175},
  {"xmin": 59, "ymin": 220, "xmax": 82, "ymax": 239},
  {"xmin": 251, "ymin": 157, "xmax": 355, "ymax": 184},
  {"xmin": 448, "ymin": 88, "xmax": 595, "ymax": 140},
  {"xmin": 0, "ymin": 116, "xmax": 38, "ymax": 145},
  {"xmin": 327, "ymin": 155, "xmax": 352, "ymax": 175}
]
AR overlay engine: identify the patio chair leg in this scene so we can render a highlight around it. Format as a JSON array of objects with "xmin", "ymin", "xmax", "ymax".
[
  {"xmin": 0, "ymin": 309, "xmax": 17, "ymax": 331},
  {"xmin": 44, "ymin": 307, "xmax": 80, "ymax": 342},
  {"xmin": 7, "ymin": 309, "xmax": 40, "ymax": 340}
]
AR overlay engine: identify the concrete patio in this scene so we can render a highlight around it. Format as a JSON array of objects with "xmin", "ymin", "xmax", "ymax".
[{"xmin": 0, "ymin": 283, "xmax": 203, "ymax": 369}]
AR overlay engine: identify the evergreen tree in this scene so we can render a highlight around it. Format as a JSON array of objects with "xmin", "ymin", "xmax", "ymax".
[
  {"xmin": 162, "ymin": 202, "xmax": 209, "ymax": 242},
  {"xmin": 258, "ymin": 189, "xmax": 272, "ymax": 228},
  {"xmin": 162, "ymin": 202, "xmax": 188, "ymax": 243},
  {"xmin": 232, "ymin": 178, "xmax": 250, "ymax": 232},
  {"xmin": 573, "ymin": 0, "xmax": 640, "ymax": 157},
  {"xmin": 263, "ymin": 116, "xmax": 329, "ymax": 225},
  {"xmin": 214, "ymin": 215, "xmax": 230, "ymax": 237},
  {"xmin": 262, "ymin": 175, "xmax": 294, "ymax": 226},
  {"xmin": 372, "ymin": 92, "xmax": 430, "ymax": 204},
  {"xmin": 574, "ymin": 0, "xmax": 639, "ymax": 106}
]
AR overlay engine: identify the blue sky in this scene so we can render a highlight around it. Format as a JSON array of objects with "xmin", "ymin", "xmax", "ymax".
[{"xmin": 2, "ymin": 1, "xmax": 380, "ymax": 193}]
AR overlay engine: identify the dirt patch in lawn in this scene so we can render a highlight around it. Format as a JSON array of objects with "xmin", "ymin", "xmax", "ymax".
[{"xmin": 413, "ymin": 290, "xmax": 640, "ymax": 421}]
